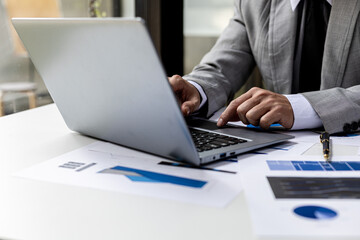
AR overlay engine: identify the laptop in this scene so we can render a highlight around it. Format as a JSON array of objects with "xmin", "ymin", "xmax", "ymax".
[{"xmin": 12, "ymin": 18, "xmax": 293, "ymax": 165}]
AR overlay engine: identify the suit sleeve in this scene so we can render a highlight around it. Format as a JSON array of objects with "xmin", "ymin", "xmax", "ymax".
[
  {"xmin": 183, "ymin": 0, "xmax": 255, "ymax": 117},
  {"xmin": 302, "ymin": 85, "xmax": 360, "ymax": 134}
]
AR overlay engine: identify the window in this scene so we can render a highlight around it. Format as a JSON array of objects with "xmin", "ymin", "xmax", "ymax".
[
  {"xmin": 0, "ymin": 0, "xmax": 133, "ymax": 116},
  {"xmin": 184, "ymin": 0, "xmax": 233, "ymax": 74}
]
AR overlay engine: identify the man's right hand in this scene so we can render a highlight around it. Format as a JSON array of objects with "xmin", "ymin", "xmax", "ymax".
[{"xmin": 168, "ymin": 75, "xmax": 201, "ymax": 116}]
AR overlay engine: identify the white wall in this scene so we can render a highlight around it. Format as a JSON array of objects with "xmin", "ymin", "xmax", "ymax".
[
  {"xmin": 184, "ymin": 0, "xmax": 234, "ymax": 73},
  {"xmin": 184, "ymin": 0, "xmax": 233, "ymax": 37}
]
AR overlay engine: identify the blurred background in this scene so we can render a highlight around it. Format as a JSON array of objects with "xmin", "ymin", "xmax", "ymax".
[{"xmin": 0, "ymin": 0, "xmax": 235, "ymax": 116}]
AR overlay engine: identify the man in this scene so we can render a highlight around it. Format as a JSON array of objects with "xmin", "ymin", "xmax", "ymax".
[{"xmin": 169, "ymin": 0, "xmax": 360, "ymax": 134}]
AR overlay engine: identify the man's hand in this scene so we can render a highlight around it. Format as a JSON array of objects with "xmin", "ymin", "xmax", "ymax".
[
  {"xmin": 217, "ymin": 87, "xmax": 294, "ymax": 129},
  {"xmin": 168, "ymin": 75, "xmax": 201, "ymax": 116}
]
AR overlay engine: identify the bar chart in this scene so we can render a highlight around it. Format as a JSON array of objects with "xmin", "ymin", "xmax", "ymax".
[{"xmin": 267, "ymin": 160, "xmax": 360, "ymax": 171}]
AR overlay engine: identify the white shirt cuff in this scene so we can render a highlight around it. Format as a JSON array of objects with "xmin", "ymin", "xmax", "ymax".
[
  {"xmin": 187, "ymin": 81, "xmax": 207, "ymax": 111},
  {"xmin": 284, "ymin": 94, "xmax": 323, "ymax": 130}
]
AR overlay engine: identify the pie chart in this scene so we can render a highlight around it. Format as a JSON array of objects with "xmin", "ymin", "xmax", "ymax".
[{"xmin": 293, "ymin": 205, "xmax": 337, "ymax": 220}]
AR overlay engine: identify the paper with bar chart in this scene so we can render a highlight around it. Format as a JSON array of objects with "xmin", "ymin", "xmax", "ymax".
[
  {"xmin": 237, "ymin": 155, "xmax": 360, "ymax": 237},
  {"xmin": 14, "ymin": 141, "xmax": 242, "ymax": 208}
]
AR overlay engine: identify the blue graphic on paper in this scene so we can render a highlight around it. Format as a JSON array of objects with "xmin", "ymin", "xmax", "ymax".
[
  {"xmin": 267, "ymin": 160, "xmax": 360, "ymax": 171},
  {"xmin": 101, "ymin": 166, "xmax": 207, "ymax": 188},
  {"xmin": 294, "ymin": 205, "xmax": 337, "ymax": 220},
  {"xmin": 247, "ymin": 123, "xmax": 283, "ymax": 129}
]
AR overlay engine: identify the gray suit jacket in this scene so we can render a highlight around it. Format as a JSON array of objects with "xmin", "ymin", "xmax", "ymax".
[{"xmin": 184, "ymin": 0, "xmax": 360, "ymax": 134}]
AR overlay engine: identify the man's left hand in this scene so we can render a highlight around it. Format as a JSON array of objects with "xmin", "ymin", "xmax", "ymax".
[{"xmin": 217, "ymin": 87, "xmax": 294, "ymax": 129}]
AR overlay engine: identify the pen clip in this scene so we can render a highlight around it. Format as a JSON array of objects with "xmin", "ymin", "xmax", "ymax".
[{"xmin": 320, "ymin": 132, "xmax": 330, "ymax": 142}]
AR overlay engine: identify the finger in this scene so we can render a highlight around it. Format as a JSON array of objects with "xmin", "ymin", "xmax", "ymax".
[
  {"xmin": 217, "ymin": 93, "xmax": 253, "ymax": 126},
  {"xmin": 276, "ymin": 111, "xmax": 294, "ymax": 129},
  {"xmin": 244, "ymin": 102, "xmax": 271, "ymax": 126},
  {"xmin": 217, "ymin": 104, "xmax": 240, "ymax": 127},
  {"xmin": 258, "ymin": 103, "xmax": 294, "ymax": 129},
  {"xmin": 189, "ymin": 91, "xmax": 201, "ymax": 111},
  {"xmin": 235, "ymin": 97, "xmax": 263, "ymax": 125},
  {"xmin": 181, "ymin": 104, "xmax": 190, "ymax": 116},
  {"xmin": 180, "ymin": 92, "xmax": 199, "ymax": 116},
  {"xmin": 236, "ymin": 104, "xmax": 250, "ymax": 125},
  {"xmin": 259, "ymin": 107, "xmax": 295, "ymax": 129},
  {"xmin": 169, "ymin": 75, "xmax": 189, "ymax": 109},
  {"xmin": 219, "ymin": 87, "xmax": 266, "ymax": 126},
  {"xmin": 168, "ymin": 75, "xmax": 185, "ymax": 92},
  {"xmin": 256, "ymin": 109, "xmax": 282, "ymax": 129},
  {"xmin": 181, "ymin": 101, "xmax": 194, "ymax": 116}
]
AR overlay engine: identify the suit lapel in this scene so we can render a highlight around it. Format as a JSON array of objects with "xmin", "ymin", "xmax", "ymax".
[
  {"xmin": 322, "ymin": 0, "xmax": 360, "ymax": 88},
  {"xmin": 268, "ymin": 0, "xmax": 298, "ymax": 93}
]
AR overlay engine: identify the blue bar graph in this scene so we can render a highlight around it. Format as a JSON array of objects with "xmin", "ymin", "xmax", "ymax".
[
  {"xmin": 99, "ymin": 166, "xmax": 207, "ymax": 188},
  {"xmin": 348, "ymin": 162, "xmax": 360, "ymax": 170},
  {"xmin": 267, "ymin": 160, "xmax": 360, "ymax": 171}
]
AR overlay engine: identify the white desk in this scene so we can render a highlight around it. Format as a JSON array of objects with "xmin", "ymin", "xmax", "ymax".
[
  {"xmin": 2, "ymin": 104, "xmax": 357, "ymax": 240},
  {"xmin": 0, "ymin": 104, "xmax": 254, "ymax": 240}
]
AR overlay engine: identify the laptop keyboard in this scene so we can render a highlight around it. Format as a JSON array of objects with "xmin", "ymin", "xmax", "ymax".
[{"xmin": 190, "ymin": 128, "xmax": 247, "ymax": 152}]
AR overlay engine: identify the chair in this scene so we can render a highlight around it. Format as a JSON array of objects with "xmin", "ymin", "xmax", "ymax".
[
  {"xmin": 0, "ymin": 83, "xmax": 37, "ymax": 115},
  {"xmin": 0, "ymin": 0, "xmax": 37, "ymax": 116}
]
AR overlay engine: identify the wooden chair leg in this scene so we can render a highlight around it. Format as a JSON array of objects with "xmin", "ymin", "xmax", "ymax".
[{"xmin": 26, "ymin": 90, "xmax": 36, "ymax": 109}]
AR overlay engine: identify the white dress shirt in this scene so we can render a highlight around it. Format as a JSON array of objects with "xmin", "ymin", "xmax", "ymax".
[
  {"xmin": 290, "ymin": 0, "xmax": 332, "ymax": 11},
  {"xmin": 188, "ymin": 0, "xmax": 333, "ymax": 130}
]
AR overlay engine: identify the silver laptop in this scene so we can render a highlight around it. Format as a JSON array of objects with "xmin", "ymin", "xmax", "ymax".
[{"xmin": 12, "ymin": 18, "xmax": 293, "ymax": 165}]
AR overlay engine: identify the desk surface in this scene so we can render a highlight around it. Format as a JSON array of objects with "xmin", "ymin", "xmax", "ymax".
[{"xmin": 0, "ymin": 104, "xmax": 255, "ymax": 240}]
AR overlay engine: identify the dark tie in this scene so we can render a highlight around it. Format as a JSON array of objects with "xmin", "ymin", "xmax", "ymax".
[{"xmin": 292, "ymin": 0, "xmax": 331, "ymax": 93}]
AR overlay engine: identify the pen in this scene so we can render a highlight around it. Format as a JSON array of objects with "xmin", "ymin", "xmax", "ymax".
[{"xmin": 320, "ymin": 132, "xmax": 330, "ymax": 161}]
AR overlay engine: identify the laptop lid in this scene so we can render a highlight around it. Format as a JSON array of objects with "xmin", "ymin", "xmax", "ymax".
[
  {"xmin": 12, "ymin": 18, "xmax": 293, "ymax": 165},
  {"xmin": 13, "ymin": 17, "xmax": 202, "ymax": 164}
]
